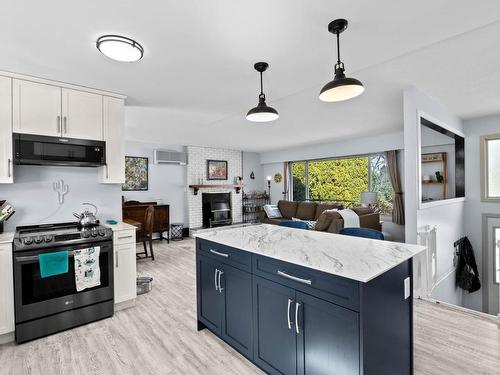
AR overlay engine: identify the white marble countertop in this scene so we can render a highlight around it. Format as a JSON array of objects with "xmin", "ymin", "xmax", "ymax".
[
  {"xmin": 103, "ymin": 222, "xmax": 137, "ymax": 232},
  {"xmin": 195, "ymin": 224, "xmax": 426, "ymax": 283},
  {"xmin": 0, "ymin": 232, "xmax": 15, "ymax": 244}
]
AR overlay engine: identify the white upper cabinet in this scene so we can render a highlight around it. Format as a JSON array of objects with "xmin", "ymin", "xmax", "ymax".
[
  {"xmin": 0, "ymin": 76, "xmax": 13, "ymax": 183},
  {"xmin": 99, "ymin": 96, "xmax": 125, "ymax": 184},
  {"xmin": 61, "ymin": 88, "xmax": 103, "ymax": 140},
  {"xmin": 12, "ymin": 79, "xmax": 62, "ymax": 136}
]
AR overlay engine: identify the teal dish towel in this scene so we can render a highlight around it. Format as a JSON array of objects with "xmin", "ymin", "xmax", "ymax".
[{"xmin": 38, "ymin": 250, "xmax": 69, "ymax": 278}]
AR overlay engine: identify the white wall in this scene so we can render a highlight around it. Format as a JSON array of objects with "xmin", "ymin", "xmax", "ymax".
[
  {"xmin": 260, "ymin": 131, "xmax": 404, "ymax": 164},
  {"xmin": 124, "ymin": 141, "xmax": 188, "ymax": 226},
  {"xmin": 463, "ymin": 114, "xmax": 500, "ymax": 311},
  {"xmin": 262, "ymin": 163, "xmax": 286, "ymax": 204},
  {"xmin": 0, "ymin": 166, "xmax": 121, "ymax": 231},
  {"xmin": 403, "ymin": 86, "xmax": 466, "ymax": 307},
  {"xmin": 242, "ymin": 152, "xmax": 265, "ymax": 194}
]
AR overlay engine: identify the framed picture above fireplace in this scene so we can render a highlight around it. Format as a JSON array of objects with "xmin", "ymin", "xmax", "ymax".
[{"xmin": 207, "ymin": 160, "xmax": 228, "ymax": 180}]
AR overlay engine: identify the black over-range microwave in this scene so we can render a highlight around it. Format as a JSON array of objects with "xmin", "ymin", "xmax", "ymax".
[{"xmin": 13, "ymin": 133, "xmax": 106, "ymax": 167}]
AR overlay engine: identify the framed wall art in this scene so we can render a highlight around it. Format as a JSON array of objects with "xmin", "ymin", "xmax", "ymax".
[
  {"xmin": 207, "ymin": 160, "xmax": 228, "ymax": 180},
  {"xmin": 122, "ymin": 156, "xmax": 149, "ymax": 191}
]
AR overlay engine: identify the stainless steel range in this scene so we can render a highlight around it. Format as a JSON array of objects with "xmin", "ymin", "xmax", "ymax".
[{"xmin": 13, "ymin": 222, "xmax": 114, "ymax": 343}]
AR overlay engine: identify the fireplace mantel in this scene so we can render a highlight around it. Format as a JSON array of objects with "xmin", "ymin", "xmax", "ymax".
[{"xmin": 188, "ymin": 184, "xmax": 243, "ymax": 195}]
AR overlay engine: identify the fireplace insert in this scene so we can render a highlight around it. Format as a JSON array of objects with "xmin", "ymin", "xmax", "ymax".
[{"xmin": 202, "ymin": 192, "xmax": 232, "ymax": 228}]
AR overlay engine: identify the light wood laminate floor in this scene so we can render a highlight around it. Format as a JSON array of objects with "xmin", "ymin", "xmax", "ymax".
[{"xmin": 0, "ymin": 239, "xmax": 498, "ymax": 374}]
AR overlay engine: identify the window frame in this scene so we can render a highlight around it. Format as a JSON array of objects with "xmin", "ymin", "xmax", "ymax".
[
  {"xmin": 494, "ymin": 227, "xmax": 500, "ymax": 285},
  {"xmin": 288, "ymin": 152, "xmax": 392, "ymax": 209},
  {"xmin": 480, "ymin": 133, "xmax": 500, "ymax": 203}
]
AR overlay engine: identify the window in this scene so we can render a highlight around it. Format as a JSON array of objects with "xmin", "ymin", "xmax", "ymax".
[
  {"xmin": 290, "ymin": 154, "xmax": 393, "ymax": 215},
  {"xmin": 481, "ymin": 134, "xmax": 500, "ymax": 202}
]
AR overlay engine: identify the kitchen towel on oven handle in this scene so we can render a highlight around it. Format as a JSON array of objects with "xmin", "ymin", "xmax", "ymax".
[
  {"xmin": 38, "ymin": 250, "xmax": 69, "ymax": 278},
  {"xmin": 74, "ymin": 246, "xmax": 101, "ymax": 292}
]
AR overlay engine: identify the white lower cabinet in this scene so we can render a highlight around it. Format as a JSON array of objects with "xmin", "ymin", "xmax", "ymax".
[
  {"xmin": 0, "ymin": 243, "xmax": 14, "ymax": 335},
  {"xmin": 113, "ymin": 232, "xmax": 137, "ymax": 305}
]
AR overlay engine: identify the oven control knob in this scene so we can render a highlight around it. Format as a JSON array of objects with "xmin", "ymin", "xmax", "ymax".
[
  {"xmin": 98, "ymin": 230, "xmax": 105, "ymax": 236},
  {"xmin": 23, "ymin": 237, "xmax": 33, "ymax": 245},
  {"xmin": 82, "ymin": 232, "xmax": 90, "ymax": 238},
  {"xmin": 91, "ymin": 232, "xmax": 98, "ymax": 237},
  {"xmin": 34, "ymin": 236, "xmax": 43, "ymax": 244},
  {"xmin": 44, "ymin": 235, "xmax": 53, "ymax": 243}
]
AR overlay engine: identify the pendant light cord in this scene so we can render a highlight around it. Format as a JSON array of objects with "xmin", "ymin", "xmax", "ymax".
[
  {"xmin": 336, "ymin": 31, "xmax": 341, "ymax": 65},
  {"xmin": 259, "ymin": 71, "xmax": 265, "ymax": 100}
]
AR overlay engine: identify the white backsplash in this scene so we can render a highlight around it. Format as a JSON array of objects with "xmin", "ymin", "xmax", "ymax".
[{"xmin": 0, "ymin": 165, "xmax": 122, "ymax": 231}]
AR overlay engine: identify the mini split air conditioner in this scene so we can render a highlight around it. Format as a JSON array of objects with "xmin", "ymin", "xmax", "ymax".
[{"xmin": 153, "ymin": 149, "xmax": 187, "ymax": 165}]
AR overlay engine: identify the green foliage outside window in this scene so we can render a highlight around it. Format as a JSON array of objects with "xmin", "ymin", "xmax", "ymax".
[{"xmin": 291, "ymin": 154, "xmax": 394, "ymax": 215}]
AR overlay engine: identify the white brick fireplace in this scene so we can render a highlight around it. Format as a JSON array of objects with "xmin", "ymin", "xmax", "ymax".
[{"xmin": 187, "ymin": 146, "xmax": 242, "ymax": 229}]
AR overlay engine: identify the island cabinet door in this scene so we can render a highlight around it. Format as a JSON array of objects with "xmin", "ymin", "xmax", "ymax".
[
  {"xmin": 296, "ymin": 292, "xmax": 359, "ymax": 375},
  {"xmin": 197, "ymin": 256, "xmax": 223, "ymax": 335},
  {"xmin": 220, "ymin": 264, "xmax": 253, "ymax": 359},
  {"xmin": 253, "ymin": 276, "xmax": 297, "ymax": 375}
]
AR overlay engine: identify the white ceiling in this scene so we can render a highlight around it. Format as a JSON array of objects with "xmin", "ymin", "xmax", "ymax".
[{"xmin": 2, "ymin": 1, "xmax": 500, "ymax": 151}]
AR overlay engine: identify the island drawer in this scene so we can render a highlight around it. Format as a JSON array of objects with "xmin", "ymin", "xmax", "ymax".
[
  {"xmin": 197, "ymin": 239, "xmax": 251, "ymax": 272},
  {"xmin": 252, "ymin": 255, "xmax": 360, "ymax": 311}
]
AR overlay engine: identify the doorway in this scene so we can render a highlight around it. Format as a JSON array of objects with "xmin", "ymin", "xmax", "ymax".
[{"xmin": 483, "ymin": 214, "xmax": 500, "ymax": 316}]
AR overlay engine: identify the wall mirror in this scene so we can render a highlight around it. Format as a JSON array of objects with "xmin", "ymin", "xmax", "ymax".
[{"xmin": 419, "ymin": 116, "xmax": 465, "ymax": 206}]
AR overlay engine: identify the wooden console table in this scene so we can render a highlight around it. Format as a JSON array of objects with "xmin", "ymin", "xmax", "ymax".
[{"xmin": 122, "ymin": 200, "xmax": 170, "ymax": 242}]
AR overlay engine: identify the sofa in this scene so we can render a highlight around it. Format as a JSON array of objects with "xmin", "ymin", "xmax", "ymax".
[{"xmin": 258, "ymin": 200, "xmax": 381, "ymax": 233}]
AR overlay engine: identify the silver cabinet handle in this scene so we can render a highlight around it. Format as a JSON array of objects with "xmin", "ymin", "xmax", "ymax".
[
  {"xmin": 287, "ymin": 298, "xmax": 293, "ymax": 330},
  {"xmin": 7, "ymin": 158, "xmax": 11, "ymax": 178},
  {"xmin": 118, "ymin": 235, "xmax": 133, "ymax": 240},
  {"xmin": 218, "ymin": 270, "xmax": 224, "ymax": 293},
  {"xmin": 210, "ymin": 249, "xmax": 230, "ymax": 258},
  {"xmin": 57, "ymin": 116, "xmax": 61, "ymax": 133},
  {"xmin": 105, "ymin": 164, "xmax": 109, "ymax": 179},
  {"xmin": 214, "ymin": 269, "xmax": 219, "ymax": 292},
  {"xmin": 115, "ymin": 250, "xmax": 119, "ymax": 268},
  {"xmin": 295, "ymin": 302, "xmax": 301, "ymax": 334},
  {"xmin": 277, "ymin": 270, "xmax": 312, "ymax": 285},
  {"xmin": 63, "ymin": 116, "xmax": 67, "ymax": 134}
]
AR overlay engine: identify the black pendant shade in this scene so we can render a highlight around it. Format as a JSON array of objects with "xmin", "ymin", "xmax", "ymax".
[
  {"xmin": 319, "ymin": 19, "xmax": 364, "ymax": 102},
  {"xmin": 247, "ymin": 62, "xmax": 279, "ymax": 122}
]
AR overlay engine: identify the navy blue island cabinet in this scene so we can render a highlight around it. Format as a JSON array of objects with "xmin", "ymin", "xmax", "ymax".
[{"xmin": 196, "ymin": 238, "xmax": 414, "ymax": 375}]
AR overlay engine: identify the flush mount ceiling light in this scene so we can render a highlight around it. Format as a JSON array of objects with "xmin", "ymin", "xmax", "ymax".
[
  {"xmin": 246, "ymin": 62, "xmax": 279, "ymax": 122},
  {"xmin": 96, "ymin": 35, "xmax": 144, "ymax": 62},
  {"xmin": 319, "ymin": 19, "xmax": 364, "ymax": 102}
]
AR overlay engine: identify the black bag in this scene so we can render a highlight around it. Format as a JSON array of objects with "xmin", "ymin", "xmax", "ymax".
[{"xmin": 455, "ymin": 237, "xmax": 481, "ymax": 293}]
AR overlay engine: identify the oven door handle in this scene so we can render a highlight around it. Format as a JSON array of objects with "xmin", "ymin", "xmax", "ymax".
[{"xmin": 15, "ymin": 250, "xmax": 78, "ymax": 263}]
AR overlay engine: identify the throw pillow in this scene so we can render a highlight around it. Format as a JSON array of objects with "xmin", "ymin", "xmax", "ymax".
[
  {"xmin": 263, "ymin": 204, "xmax": 283, "ymax": 219},
  {"xmin": 314, "ymin": 209, "xmax": 340, "ymax": 231},
  {"xmin": 292, "ymin": 217, "xmax": 316, "ymax": 230}
]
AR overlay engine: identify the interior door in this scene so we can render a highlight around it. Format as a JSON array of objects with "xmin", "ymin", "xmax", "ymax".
[
  {"xmin": 197, "ymin": 256, "xmax": 222, "ymax": 334},
  {"xmin": 114, "ymin": 243, "xmax": 136, "ymax": 304},
  {"xmin": 485, "ymin": 216, "xmax": 500, "ymax": 316},
  {"xmin": 296, "ymin": 292, "xmax": 359, "ymax": 375},
  {"xmin": 61, "ymin": 89, "xmax": 103, "ymax": 140},
  {"xmin": 221, "ymin": 264, "xmax": 253, "ymax": 359},
  {"xmin": 0, "ymin": 76, "xmax": 13, "ymax": 183},
  {"xmin": 12, "ymin": 79, "xmax": 62, "ymax": 136},
  {"xmin": 253, "ymin": 276, "xmax": 297, "ymax": 375}
]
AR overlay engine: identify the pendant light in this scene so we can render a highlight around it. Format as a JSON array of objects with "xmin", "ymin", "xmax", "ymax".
[
  {"xmin": 246, "ymin": 62, "xmax": 279, "ymax": 122},
  {"xmin": 319, "ymin": 19, "xmax": 364, "ymax": 102}
]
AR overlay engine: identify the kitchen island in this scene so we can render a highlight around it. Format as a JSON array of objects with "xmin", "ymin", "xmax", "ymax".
[{"xmin": 195, "ymin": 224, "xmax": 425, "ymax": 375}]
